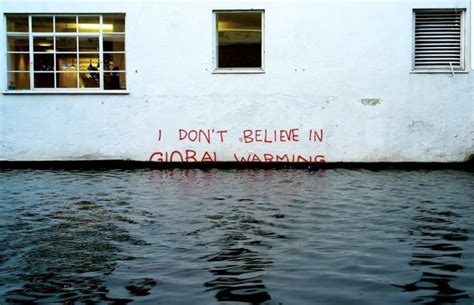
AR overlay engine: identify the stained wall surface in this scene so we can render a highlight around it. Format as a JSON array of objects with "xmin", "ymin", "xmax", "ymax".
[{"xmin": 1, "ymin": 0, "xmax": 473, "ymax": 162}]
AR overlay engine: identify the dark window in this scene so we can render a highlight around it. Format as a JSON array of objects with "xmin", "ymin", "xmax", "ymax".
[{"xmin": 215, "ymin": 11, "xmax": 263, "ymax": 69}]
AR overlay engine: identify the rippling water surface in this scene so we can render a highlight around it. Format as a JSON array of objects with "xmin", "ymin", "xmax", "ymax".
[{"xmin": 0, "ymin": 169, "xmax": 473, "ymax": 305}]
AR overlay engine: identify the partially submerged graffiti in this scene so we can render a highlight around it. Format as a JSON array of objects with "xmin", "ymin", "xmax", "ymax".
[
  {"xmin": 149, "ymin": 150, "xmax": 218, "ymax": 162},
  {"xmin": 149, "ymin": 128, "xmax": 326, "ymax": 163}
]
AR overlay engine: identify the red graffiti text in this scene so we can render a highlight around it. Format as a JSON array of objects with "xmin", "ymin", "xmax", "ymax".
[
  {"xmin": 242, "ymin": 129, "xmax": 300, "ymax": 144},
  {"xmin": 149, "ymin": 150, "xmax": 217, "ymax": 162},
  {"xmin": 233, "ymin": 153, "xmax": 326, "ymax": 163},
  {"xmin": 178, "ymin": 129, "xmax": 228, "ymax": 144}
]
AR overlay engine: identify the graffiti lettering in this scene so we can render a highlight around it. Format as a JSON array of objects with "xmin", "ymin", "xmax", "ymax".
[
  {"xmin": 308, "ymin": 129, "xmax": 324, "ymax": 142},
  {"xmin": 242, "ymin": 129, "xmax": 300, "ymax": 144},
  {"xmin": 233, "ymin": 153, "xmax": 326, "ymax": 163},
  {"xmin": 149, "ymin": 150, "xmax": 217, "ymax": 162},
  {"xmin": 178, "ymin": 129, "xmax": 228, "ymax": 144},
  {"xmin": 150, "ymin": 127, "xmax": 326, "ymax": 163}
]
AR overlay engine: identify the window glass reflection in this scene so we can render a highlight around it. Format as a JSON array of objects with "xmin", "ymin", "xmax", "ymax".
[
  {"xmin": 104, "ymin": 72, "xmax": 126, "ymax": 90},
  {"xmin": 7, "ymin": 16, "xmax": 29, "ymax": 32},
  {"xmin": 56, "ymin": 37, "xmax": 77, "ymax": 52},
  {"xmin": 34, "ymin": 73, "xmax": 54, "ymax": 88},
  {"xmin": 34, "ymin": 54, "xmax": 54, "ymax": 71},
  {"xmin": 78, "ymin": 16, "xmax": 100, "ymax": 33},
  {"xmin": 7, "ymin": 54, "xmax": 30, "ymax": 71},
  {"xmin": 56, "ymin": 72, "xmax": 78, "ymax": 88},
  {"xmin": 79, "ymin": 73, "xmax": 100, "ymax": 88},
  {"xmin": 79, "ymin": 54, "xmax": 100, "ymax": 86},
  {"xmin": 79, "ymin": 37, "xmax": 99, "ymax": 52},
  {"xmin": 79, "ymin": 54, "xmax": 100, "ymax": 71},
  {"xmin": 8, "ymin": 72, "xmax": 30, "ymax": 90},
  {"xmin": 57, "ymin": 54, "xmax": 77, "ymax": 71},
  {"xmin": 216, "ymin": 12, "xmax": 262, "ymax": 68},
  {"xmin": 7, "ymin": 36, "xmax": 29, "ymax": 51},
  {"xmin": 55, "ymin": 16, "xmax": 77, "ymax": 32},
  {"xmin": 34, "ymin": 37, "xmax": 54, "ymax": 52},
  {"xmin": 6, "ymin": 14, "xmax": 126, "ymax": 91},
  {"xmin": 32, "ymin": 16, "xmax": 53, "ymax": 32},
  {"xmin": 104, "ymin": 53, "xmax": 125, "ymax": 71},
  {"xmin": 103, "ymin": 35, "xmax": 125, "ymax": 51},
  {"xmin": 103, "ymin": 15, "xmax": 125, "ymax": 33}
]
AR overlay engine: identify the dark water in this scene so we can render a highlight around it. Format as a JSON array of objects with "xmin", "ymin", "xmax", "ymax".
[{"xmin": 0, "ymin": 169, "xmax": 473, "ymax": 305}]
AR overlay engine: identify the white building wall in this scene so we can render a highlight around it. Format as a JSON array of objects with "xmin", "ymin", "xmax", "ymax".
[{"xmin": 0, "ymin": 0, "xmax": 473, "ymax": 162}]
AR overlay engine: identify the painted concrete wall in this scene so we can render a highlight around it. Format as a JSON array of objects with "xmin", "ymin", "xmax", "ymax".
[{"xmin": 1, "ymin": 0, "xmax": 473, "ymax": 162}]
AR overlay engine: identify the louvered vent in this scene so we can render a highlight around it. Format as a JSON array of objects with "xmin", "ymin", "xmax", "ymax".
[{"xmin": 414, "ymin": 10, "xmax": 464, "ymax": 70}]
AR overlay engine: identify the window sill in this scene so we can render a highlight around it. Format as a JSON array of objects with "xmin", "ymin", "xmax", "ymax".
[
  {"xmin": 2, "ymin": 90, "xmax": 130, "ymax": 95},
  {"xmin": 213, "ymin": 68, "xmax": 265, "ymax": 74},
  {"xmin": 410, "ymin": 70, "xmax": 469, "ymax": 74}
]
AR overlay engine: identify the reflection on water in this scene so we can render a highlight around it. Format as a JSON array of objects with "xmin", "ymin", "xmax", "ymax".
[
  {"xmin": 204, "ymin": 238, "xmax": 273, "ymax": 303},
  {"xmin": 201, "ymin": 195, "xmax": 284, "ymax": 304},
  {"xmin": 394, "ymin": 201, "xmax": 471, "ymax": 304},
  {"xmin": 0, "ymin": 169, "xmax": 473, "ymax": 305},
  {"xmin": 0, "ymin": 197, "xmax": 152, "ymax": 304}
]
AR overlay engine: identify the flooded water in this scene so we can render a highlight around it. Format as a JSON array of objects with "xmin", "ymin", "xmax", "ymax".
[{"xmin": 0, "ymin": 169, "xmax": 473, "ymax": 305}]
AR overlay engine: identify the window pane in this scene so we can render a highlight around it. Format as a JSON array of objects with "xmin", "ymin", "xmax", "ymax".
[
  {"xmin": 7, "ymin": 16, "xmax": 29, "ymax": 32},
  {"xmin": 7, "ymin": 36, "xmax": 29, "ymax": 51},
  {"xmin": 103, "ymin": 35, "xmax": 125, "ymax": 51},
  {"xmin": 79, "ymin": 73, "xmax": 100, "ymax": 88},
  {"xmin": 56, "ymin": 72, "xmax": 78, "ymax": 88},
  {"xmin": 34, "ymin": 37, "xmax": 54, "ymax": 52},
  {"xmin": 55, "ymin": 16, "xmax": 77, "ymax": 32},
  {"xmin": 104, "ymin": 72, "xmax": 126, "ymax": 90},
  {"xmin": 78, "ymin": 16, "xmax": 100, "ymax": 33},
  {"xmin": 34, "ymin": 54, "xmax": 54, "ymax": 71},
  {"xmin": 57, "ymin": 54, "xmax": 77, "ymax": 71},
  {"xmin": 32, "ymin": 16, "xmax": 53, "ymax": 32},
  {"xmin": 7, "ymin": 54, "xmax": 30, "ymax": 71},
  {"xmin": 56, "ymin": 37, "xmax": 77, "ymax": 52},
  {"xmin": 56, "ymin": 36, "xmax": 77, "ymax": 52},
  {"xmin": 8, "ymin": 72, "xmax": 30, "ymax": 90},
  {"xmin": 103, "ymin": 15, "xmax": 125, "ymax": 33},
  {"xmin": 79, "ymin": 37, "xmax": 99, "ymax": 52},
  {"xmin": 79, "ymin": 53, "xmax": 100, "ymax": 71},
  {"xmin": 216, "ymin": 12, "xmax": 262, "ymax": 68},
  {"xmin": 34, "ymin": 73, "xmax": 54, "ymax": 88},
  {"xmin": 6, "ymin": 14, "xmax": 127, "ymax": 91},
  {"xmin": 104, "ymin": 53, "xmax": 125, "ymax": 71}
]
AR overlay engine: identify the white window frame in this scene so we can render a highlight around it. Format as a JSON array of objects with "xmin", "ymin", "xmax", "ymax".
[
  {"xmin": 471, "ymin": 0, "xmax": 473, "ymax": 70},
  {"xmin": 4, "ymin": 13, "xmax": 128, "ymax": 94},
  {"xmin": 411, "ymin": 9, "xmax": 468, "ymax": 74},
  {"xmin": 212, "ymin": 10, "xmax": 265, "ymax": 74}
]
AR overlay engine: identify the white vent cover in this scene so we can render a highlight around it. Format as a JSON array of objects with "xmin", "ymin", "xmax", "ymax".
[{"xmin": 414, "ymin": 10, "xmax": 464, "ymax": 71}]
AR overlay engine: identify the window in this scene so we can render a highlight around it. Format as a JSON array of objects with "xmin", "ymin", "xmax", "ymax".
[
  {"xmin": 5, "ymin": 14, "xmax": 126, "ymax": 92},
  {"xmin": 413, "ymin": 9, "xmax": 466, "ymax": 72},
  {"xmin": 214, "ymin": 10, "xmax": 264, "ymax": 72}
]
